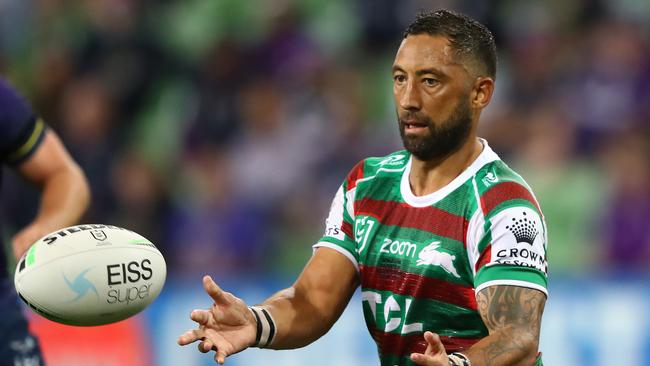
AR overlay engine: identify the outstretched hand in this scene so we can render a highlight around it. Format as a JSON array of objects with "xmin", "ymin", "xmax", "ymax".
[
  {"xmin": 178, "ymin": 276, "xmax": 257, "ymax": 364},
  {"xmin": 410, "ymin": 332, "xmax": 451, "ymax": 366}
]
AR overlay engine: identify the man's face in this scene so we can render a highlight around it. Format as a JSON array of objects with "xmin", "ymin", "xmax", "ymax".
[{"xmin": 393, "ymin": 34, "xmax": 474, "ymax": 161}]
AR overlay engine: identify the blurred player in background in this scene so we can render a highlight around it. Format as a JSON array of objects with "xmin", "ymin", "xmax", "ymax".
[
  {"xmin": 0, "ymin": 78, "xmax": 90, "ymax": 365},
  {"xmin": 179, "ymin": 10, "xmax": 546, "ymax": 366}
]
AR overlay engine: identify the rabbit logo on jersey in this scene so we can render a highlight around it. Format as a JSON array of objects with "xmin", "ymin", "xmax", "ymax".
[{"xmin": 416, "ymin": 241, "xmax": 461, "ymax": 278}]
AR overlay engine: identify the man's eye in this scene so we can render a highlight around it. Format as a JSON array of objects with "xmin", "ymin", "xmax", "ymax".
[
  {"xmin": 423, "ymin": 78, "xmax": 438, "ymax": 86},
  {"xmin": 394, "ymin": 75, "xmax": 406, "ymax": 83}
]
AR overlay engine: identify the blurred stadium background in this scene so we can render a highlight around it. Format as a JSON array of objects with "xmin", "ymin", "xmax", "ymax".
[{"xmin": 1, "ymin": 0, "xmax": 649, "ymax": 365}]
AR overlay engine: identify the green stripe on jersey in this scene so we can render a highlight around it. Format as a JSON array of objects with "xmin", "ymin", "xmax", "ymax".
[
  {"xmin": 475, "ymin": 265, "xmax": 547, "ymax": 290},
  {"xmin": 432, "ymin": 183, "xmax": 477, "ymax": 219},
  {"xmin": 318, "ymin": 237, "xmax": 357, "ymax": 262},
  {"xmin": 486, "ymin": 199, "xmax": 541, "ymax": 220},
  {"xmin": 355, "ymin": 177, "xmax": 403, "ymax": 201},
  {"xmin": 359, "ymin": 154, "xmax": 408, "ymax": 181}
]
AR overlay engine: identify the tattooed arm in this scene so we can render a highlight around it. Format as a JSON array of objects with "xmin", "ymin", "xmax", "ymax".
[
  {"xmin": 463, "ymin": 285, "xmax": 546, "ymax": 366},
  {"xmin": 409, "ymin": 285, "xmax": 545, "ymax": 366}
]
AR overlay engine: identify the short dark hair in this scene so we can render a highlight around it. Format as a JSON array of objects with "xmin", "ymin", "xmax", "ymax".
[{"xmin": 403, "ymin": 9, "xmax": 497, "ymax": 79}]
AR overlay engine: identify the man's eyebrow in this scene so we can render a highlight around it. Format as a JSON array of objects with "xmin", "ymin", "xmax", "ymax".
[
  {"xmin": 391, "ymin": 65, "xmax": 445, "ymax": 77},
  {"xmin": 415, "ymin": 68, "xmax": 444, "ymax": 77}
]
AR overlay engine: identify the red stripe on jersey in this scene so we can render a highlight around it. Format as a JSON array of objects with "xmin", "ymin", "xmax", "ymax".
[
  {"xmin": 475, "ymin": 244, "xmax": 492, "ymax": 272},
  {"xmin": 341, "ymin": 220, "xmax": 353, "ymax": 239},
  {"xmin": 354, "ymin": 198, "xmax": 469, "ymax": 243},
  {"xmin": 360, "ymin": 265, "xmax": 477, "ymax": 310},
  {"xmin": 371, "ymin": 329, "xmax": 481, "ymax": 355},
  {"xmin": 480, "ymin": 182, "xmax": 540, "ymax": 215},
  {"xmin": 345, "ymin": 160, "xmax": 365, "ymax": 191}
]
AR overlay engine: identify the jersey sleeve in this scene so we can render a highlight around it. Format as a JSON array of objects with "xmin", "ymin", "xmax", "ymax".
[
  {"xmin": 313, "ymin": 160, "xmax": 364, "ymax": 272},
  {"xmin": 0, "ymin": 79, "xmax": 47, "ymax": 165},
  {"xmin": 470, "ymin": 181, "xmax": 548, "ymax": 296}
]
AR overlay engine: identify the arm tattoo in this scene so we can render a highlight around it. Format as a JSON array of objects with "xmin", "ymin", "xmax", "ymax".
[{"xmin": 472, "ymin": 286, "xmax": 546, "ymax": 365}]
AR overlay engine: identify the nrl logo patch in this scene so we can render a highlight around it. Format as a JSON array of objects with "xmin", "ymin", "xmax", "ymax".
[{"xmin": 90, "ymin": 230, "xmax": 107, "ymax": 241}]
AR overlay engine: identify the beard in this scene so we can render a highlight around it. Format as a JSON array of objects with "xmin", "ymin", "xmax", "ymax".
[{"xmin": 398, "ymin": 98, "xmax": 473, "ymax": 161}]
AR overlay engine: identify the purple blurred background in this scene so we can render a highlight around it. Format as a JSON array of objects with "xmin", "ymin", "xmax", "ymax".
[
  {"xmin": 3, "ymin": 0, "xmax": 649, "ymax": 278},
  {"xmin": 0, "ymin": 1, "xmax": 649, "ymax": 364}
]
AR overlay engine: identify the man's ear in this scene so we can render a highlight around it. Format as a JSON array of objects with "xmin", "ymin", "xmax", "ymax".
[{"xmin": 471, "ymin": 77, "xmax": 494, "ymax": 109}]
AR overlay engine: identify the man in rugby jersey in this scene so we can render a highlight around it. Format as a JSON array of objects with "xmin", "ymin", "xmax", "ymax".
[
  {"xmin": 179, "ymin": 10, "xmax": 547, "ymax": 366},
  {"xmin": 0, "ymin": 78, "xmax": 90, "ymax": 365}
]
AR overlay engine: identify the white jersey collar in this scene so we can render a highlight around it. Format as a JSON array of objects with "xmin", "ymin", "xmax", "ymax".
[{"xmin": 400, "ymin": 138, "xmax": 500, "ymax": 207}]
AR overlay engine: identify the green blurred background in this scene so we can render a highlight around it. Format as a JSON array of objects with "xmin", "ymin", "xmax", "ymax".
[{"xmin": 1, "ymin": 0, "xmax": 649, "ymax": 365}]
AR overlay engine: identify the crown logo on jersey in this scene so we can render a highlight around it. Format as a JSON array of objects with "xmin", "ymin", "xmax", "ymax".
[{"xmin": 506, "ymin": 212, "xmax": 538, "ymax": 245}]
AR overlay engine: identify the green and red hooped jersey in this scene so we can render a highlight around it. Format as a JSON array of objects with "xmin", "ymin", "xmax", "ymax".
[{"xmin": 314, "ymin": 139, "xmax": 547, "ymax": 366}]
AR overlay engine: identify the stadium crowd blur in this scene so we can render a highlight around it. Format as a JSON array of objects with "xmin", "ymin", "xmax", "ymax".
[{"xmin": 1, "ymin": 0, "xmax": 649, "ymax": 278}]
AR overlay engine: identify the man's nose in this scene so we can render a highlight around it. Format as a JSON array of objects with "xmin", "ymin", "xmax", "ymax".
[{"xmin": 399, "ymin": 80, "xmax": 422, "ymax": 111}]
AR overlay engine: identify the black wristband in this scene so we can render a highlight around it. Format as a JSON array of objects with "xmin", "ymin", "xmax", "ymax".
[
  {"xmin": 249, "ymin": 306, "xmax": 276, "ymax": 348},
  {"xmin": 448, "ymin": 352, "xmax": 471, "ymax": 366}
]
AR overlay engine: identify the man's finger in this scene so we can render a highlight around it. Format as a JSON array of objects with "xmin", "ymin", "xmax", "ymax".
[
  {"xmin": 423, "ymin": 331, "xmax": 444, "ymax": 354},
  {"xmin": 410, "ymin": 331, "xmax": 448, "ymax": 364},
  {"xmin": 203, "ymin": 275, "xmax": 230, "ymax": 305},
  {"xmin": 204, "ymin": 335, "xmax": 232, "ymax": 365},
  {"xmin": 215, "ymin": 348, "xmax": 228, "ymax": 365},
  {"xmin": 190, "ymin": 309, "xmax": 211, "ymax": 325},
  {"xmin": 423, "ymin": 336, "xmax": 435, "ymax": 355},
  {"xmin": 177, "ymin": 329, "xmax": 204, "ymax": 346},
  {"xmin": 410, "ymin": 352, "xmax": 433, "ymax": 365},
  {"xmin": 198, "ymin": 340, "xmax": 213, "ymax": 353}
]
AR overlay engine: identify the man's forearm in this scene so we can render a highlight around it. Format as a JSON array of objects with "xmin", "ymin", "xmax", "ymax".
[
  {"xmin": 13, "ymin": 159, "xmax": 90, "ymax": 259},
  {"xmin": 33, "ymin": 164, "xmax": 90, "ymax": 230},
  {"xmin": 259, "ymin": 285, "xmax": 338, "ymax": 349},
  {"xmin": 17, "ymin": 131, "xmax": 90, "ymax": 233},
  {"xmin": 254, "ymin": 249, "xmax": 359, "ymax": 350},
  {"xmin": 464, "ymin": 286, "xmax": 545, "ymax": 366},
  {"xmin": 463, "ymin": 327, "xmax": 538, "ymax": 366}
]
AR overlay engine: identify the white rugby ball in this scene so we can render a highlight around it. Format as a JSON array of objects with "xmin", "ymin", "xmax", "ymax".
[{"xmin": 14, "ymin": 224, "xmax": 166, "ymax": 326}]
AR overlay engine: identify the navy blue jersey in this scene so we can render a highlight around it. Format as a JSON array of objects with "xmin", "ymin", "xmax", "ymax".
[
  {"xmin": 0, "ymin": 80, "xmax": 47, "ymax": 364},
  {"xmin": 0, "ymin": 78, "xmax": 46, "ymax": 280}
]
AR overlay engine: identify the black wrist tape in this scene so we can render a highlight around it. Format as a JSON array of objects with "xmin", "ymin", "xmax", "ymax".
[
  {"xmin": 448, "ymin": 352, "xmax": 471, "ymax": 366},
  {"xmin": 249, "ymin": 306, "xmax": 276, "ymax": 348}
]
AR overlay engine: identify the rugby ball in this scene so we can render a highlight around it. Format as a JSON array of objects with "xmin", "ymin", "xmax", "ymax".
[{"xmin": 14, "ymin": 224, "xmax": 166, "ymax": 326}]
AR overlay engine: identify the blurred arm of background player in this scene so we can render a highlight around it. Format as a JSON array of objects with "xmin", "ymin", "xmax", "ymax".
[
  {"xmin": 178, "ymin": 247, "xmax": 358, "ymax": 364},
  {"xmin": 11, "ymin": 129, "xmax": 90, "ymax": 259}
]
